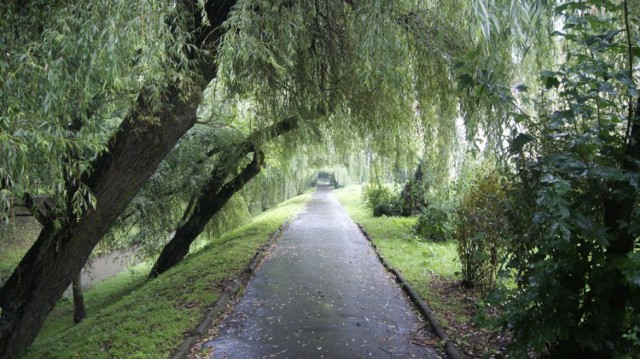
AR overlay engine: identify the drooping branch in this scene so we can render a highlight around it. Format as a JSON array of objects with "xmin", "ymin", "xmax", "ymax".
[
  {"xmin": 148, "ymin": 117, "xmax": 298, "ymax": 278},
  {"xmin": 0, "ymin": 2, "xmax": 237, "ymax": 357},
  {"xmin": 148, "ymin": 150, "xmax": 265, "ymax": 278}
]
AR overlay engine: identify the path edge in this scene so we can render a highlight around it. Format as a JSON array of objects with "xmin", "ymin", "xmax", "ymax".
[
  {"xmin": 356, "ymin": 223, "xmax": 463, "ymax": 359},
  {"xmin": 170, "ymin": 220, "xmax": 291, "ymax": 359}
]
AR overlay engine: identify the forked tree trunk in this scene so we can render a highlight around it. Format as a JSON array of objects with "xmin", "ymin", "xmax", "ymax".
[{"xmin": 72, "ymin": 272, "xmax": 86, "ymax": 324}]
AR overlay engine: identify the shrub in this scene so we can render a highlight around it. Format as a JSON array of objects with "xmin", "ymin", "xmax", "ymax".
[
  {"xmin": 362, "ymin": 183, "xmax": 402, "ymax": 216},
  {"xmin": 454, "ymin": 173, "xmax": 510, "ymax": 294},
  {"xmin": 362, "ymin": 183, "xmax": 395, "ymax": 209},
  {"xmin": 415, "ymin": 205, "xmax": 452, "ymax": 242},
  {"xmin": 373, "ymin": 202, "xmax": 401, "ymax": 217},
  {"xmin": 397, "ymin": 162, "xmax": 427, "ymax": 216}
]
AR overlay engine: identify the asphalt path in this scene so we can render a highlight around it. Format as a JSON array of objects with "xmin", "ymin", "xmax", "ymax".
[{"xmin": 202, "ymin": 185, "xmax": 439, "ymax": 358}]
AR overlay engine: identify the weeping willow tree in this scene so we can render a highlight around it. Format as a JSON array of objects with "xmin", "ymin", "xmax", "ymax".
[
  {"xmin": 0, "ymin": 1, "xmax": 186, "ymax": 221},
  {"xmin": 220, "ymin": 0, "xmax": 477, "ymax": 188},
  {"xmin": 0, "ymin": 1, "xmax": 234, "ymax": 356},
  {"xmin": 139, "ymin": 0, "xmax": 479, "ymax": 278},
  {"xmin": 0, "ymin": 0, "xmax": 504, "ymax": 356}
]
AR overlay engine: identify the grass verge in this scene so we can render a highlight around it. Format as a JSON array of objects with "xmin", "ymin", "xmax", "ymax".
[
  {"xmin": 0, "ymin": 217, "xmax": 42, "ymax": 285},
  {"xmin": 18, "ymin": 191, "xmax": 311, "ymax": 359},
  {"xmin": 333, "ymin": 185, "xmax": 503, "ymax": 357}
]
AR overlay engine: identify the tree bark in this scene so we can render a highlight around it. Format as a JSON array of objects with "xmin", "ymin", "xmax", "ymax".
[
  {"xmin": 72, "ymin": 271, "xmax": 86, "ymax": 324},
  {"xmin": 148, "ymin": 150, "xmax": 264, "ymax": 278},
  {"xmin": 0, "ymin": 2, "xmax": 236, "ymax": 357},
  {"xmin": 148, "ymin": 117, "xmax": 298, "ymax": 278}
]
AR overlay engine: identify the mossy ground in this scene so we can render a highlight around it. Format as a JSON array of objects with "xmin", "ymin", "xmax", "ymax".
[{"xmin": 14, "ymin": 191, "xmax": 311, "ymax": 359}]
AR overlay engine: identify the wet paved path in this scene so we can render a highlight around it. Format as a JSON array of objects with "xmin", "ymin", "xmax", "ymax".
[{"xmin": 203, "ymin": 186, "xmax": 438, "ymax": 358}]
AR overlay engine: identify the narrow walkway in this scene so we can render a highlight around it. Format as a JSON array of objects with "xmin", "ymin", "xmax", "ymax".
[{"xmin": 203, "ymin": 186, "xmax": 439, "ymax": 358}]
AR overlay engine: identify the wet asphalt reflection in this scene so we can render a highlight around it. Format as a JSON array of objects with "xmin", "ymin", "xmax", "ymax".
[{"xmin": 202, "ymin": 185, "xmax": 439, "ymax": 358}]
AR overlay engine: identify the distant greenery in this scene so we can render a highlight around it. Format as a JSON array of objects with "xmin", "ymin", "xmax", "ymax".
[{"xmin": 18, "ymin": 192, "xmax": 311, "ymax": 358}]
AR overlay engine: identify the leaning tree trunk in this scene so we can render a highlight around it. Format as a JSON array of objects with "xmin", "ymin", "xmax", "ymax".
[
  {"xmin": 72, "ymin": 272, "xmax": 86, "ymax": 324},
  {"xmin": 0, "ymin": 86, "xmax": 198, "ymax": 358},
  {"xmin": 148, "ymin": 117, "xmax": 298, "ymax": 278},
  {"xmin": 148, "ymin": 150, "xmax": 264, "ymax": 278},
  {"xmin": 0, "ymin": 2, "xmax": 237, "ymax": 356}
]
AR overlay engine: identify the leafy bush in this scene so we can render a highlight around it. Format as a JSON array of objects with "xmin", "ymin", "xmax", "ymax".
[
  {"xmin": 397, "ymin": 162, "xmax": 427, "ymax": 216},
  {"xmin": 415, "ymin": 205, "xmax": 452, "ymax": 242},
  {"xmin": 362, "ymin": 183, "xmax": 402, "ymax": 217},
  {"xmin": 493, "ymin": 3, "xmax": 640, "ymax": 355},
  {"xmin": 373, "ymin": 202, "xmax": 401, "ymax": 217},
  {"xmin": 362, "ymin": 183, "xmax": 394, "ymax": 208},
  {"xmin": 454, "ymin": 173, "xmax": 510, "ymax": 294}
]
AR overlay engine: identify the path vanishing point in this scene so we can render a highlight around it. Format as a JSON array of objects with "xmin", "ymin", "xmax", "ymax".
[{"xmin": 201, "ymin": 185, "xmax": 440, "ymax": 358}]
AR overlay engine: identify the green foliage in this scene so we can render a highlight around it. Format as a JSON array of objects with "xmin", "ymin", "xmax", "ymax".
[
  {"xmin": 454, "ymin": 173, "xmax": 510, "ymax": 295},
  {"xmin": 216, "ymin": 0, "xmax": 473, "ymax": 192},
  {"xmin": 415, "ymin": 205, "xmax": 453, "ymax": 242},
  {"xmin": 482, "ymin": 1, "xmax": 640, "ymax": 356},
  {"xmin": 362, "ymin": 183, "xmax": 395, "ymax": 210},
  {"xmin": 397, "ymin": 162, "xmax": 427, "ymax": 216},
  {"xmin": 0, "ymin": 1, "xmax": 189, "ymax": 221},
  {"xmin": 362, "ymin": 183, "xmax": 402, "ymax": 217},
  {"xmin": 201, "ymin": 194, "xmax": 251, "ymax": 246}
]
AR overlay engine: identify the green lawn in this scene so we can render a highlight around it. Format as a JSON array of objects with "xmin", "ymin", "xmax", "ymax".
[
  {"xmin": 332, "ymin": 185, "xmax": 465, "ymax": 324},
  {"xmin": 18, "ymin": 191, "xmax": 311, "ymax": 359}
]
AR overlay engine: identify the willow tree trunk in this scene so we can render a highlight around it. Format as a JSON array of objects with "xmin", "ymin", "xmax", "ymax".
[
  {"xmin": 148, "ymin": 117, "xmax": 298, "ymax": 278},
  {"xmin": 148, "ymin": 151, "xmax": 264, "ymax": 278},
  {"xmin": 0, "ymin": 87, "xmax": 198, "ymax": 358},
  {"xmin": 72, "ymin": 272, "xmax": 86, "ymax": 324},
  {"xmin": 0, "ymin": 2, "xmax": 236, "ymax": 357}
]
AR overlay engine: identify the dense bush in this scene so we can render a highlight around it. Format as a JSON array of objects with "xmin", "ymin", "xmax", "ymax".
[
  {"xmin": 362, "ymin": 183, "xmax": 402, "ymax": 217},
  {"xmin": 491, "ymin": 3, "xmax": 640, "ymax": 356},
  {"xmin": 454, "ymin": 173, "xmax": 510, "ymax": 294},
  {"xmin": 373, "ymin": 202, "xmax": 401, "ymax": 217},
  {"xmin": 415, "ymin": 205, "xmax": 452, "ymax": 242},
  {"xmin": 397, "ymin": 163, "xmax": 426, "ymax": 216}
]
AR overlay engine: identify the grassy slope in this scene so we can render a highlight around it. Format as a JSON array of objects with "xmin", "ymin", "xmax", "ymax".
[
  {"xmin": 19, "ymin": 191, "xmax": 311, "ymax": 359},
  {"xmin": 332, "ymin": 185, "xmax": 466, "ymax": 325},
  {"xmin": 0, "ymin": 217, "xmax": 42, "ymax": 285}
]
